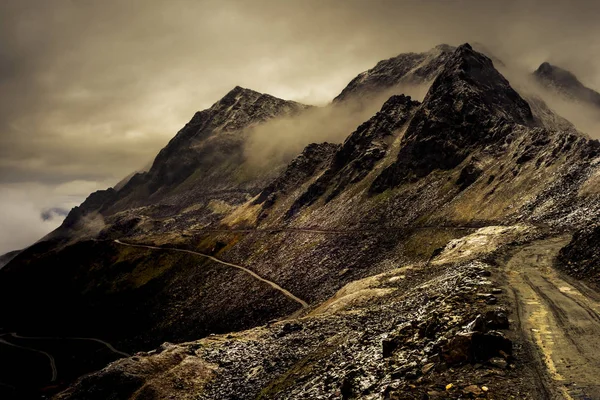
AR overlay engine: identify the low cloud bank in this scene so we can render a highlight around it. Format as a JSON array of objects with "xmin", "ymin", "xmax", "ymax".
[
  {"xmin": 244, "ymin": 84, "xmax": 428, "ymax": 169},
  {"xmin": 0, "ymin": 181, "xmax": 110, "ymax": 254}
]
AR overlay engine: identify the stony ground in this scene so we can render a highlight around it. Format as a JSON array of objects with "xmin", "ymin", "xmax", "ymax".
[{"xmin": 56, "ymin": 226, "xmax": 552, "ymax": 400}]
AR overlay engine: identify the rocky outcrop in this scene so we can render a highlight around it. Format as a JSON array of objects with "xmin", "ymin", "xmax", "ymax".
[
  {"xmin": 558, "ymin": 224, "xmax": 600, "ymax": 286},
  {"xmin": 61, "ymin": 188, "xmax": 117, "ymax": 229},
  {"xmin": 253, "ymin": 142, "xmax": 339, "ymax": 208},
  {"xmin": 287, "ymin": 94, "xmax": 420, "ymax": 217}
]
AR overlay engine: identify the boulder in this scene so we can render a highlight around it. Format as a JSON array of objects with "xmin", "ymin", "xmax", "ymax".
[{"xmin": 443, "ymin": 331, "xmax": 512, "ymax": 365}]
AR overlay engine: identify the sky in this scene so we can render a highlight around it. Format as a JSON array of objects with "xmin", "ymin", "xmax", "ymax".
[{"xmin": 1, "ymin": 0, "xmax": 600, "ymax": 253}]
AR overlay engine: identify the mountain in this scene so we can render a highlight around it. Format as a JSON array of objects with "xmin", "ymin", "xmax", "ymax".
[
  {"xmin": 0, "ymin": 249, "xmax": 20, "ymax": 269},
  {"xmin": 51, "ymin": 86, "xmax": 309, "ymax": 242},
  {"xmin": 3, "ymin": 43, "xmax": 600, "ymax": 399},
  {"xmin": 333, "ymin": 44, "xmax": 455, "ymax": 104},
  {"xmin": 534, "ymin": 61, "xmax": 600, "ymax": 109}
]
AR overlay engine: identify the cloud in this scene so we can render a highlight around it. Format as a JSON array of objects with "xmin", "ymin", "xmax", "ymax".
[
  {"xmin": 244, "ymin": 84, "xmax": 429, "ymax": 169},
  {"xmin": 40, "ymin": 207, "xmax": 69, "ymax": 221},
  {"xmin": 0, "ymin": 181, "xmax": 110, "ymax": 254}
]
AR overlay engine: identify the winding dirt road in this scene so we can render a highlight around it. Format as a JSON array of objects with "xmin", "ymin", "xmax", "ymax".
[
  {"xmin": 0, "ymin": 332, "xmax": 129, "ymax": 384},
  {"xmin": 0, "ymin": 337, "xmax": 57, "ymax": 382},
  {"xmin": 114, "ymin": 239, "xmax": 309, "ymax": 308},
  {"xmin": 9, "ymin": 333, "xmax": 130, "ymax": 358},
  {"xmin": 507, "ymin": 235, "xmax": 600, "ymax": 399}
]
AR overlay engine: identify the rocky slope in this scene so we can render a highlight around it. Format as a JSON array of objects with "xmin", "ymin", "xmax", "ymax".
[
  {"xmin": 558, "ymin": 223, "xmax": 600, "ymax": 287},
  {"xmin": 3, "ymin": 43, "xmax": 600, "ymax": 399},
  {"xmin": 55, "ymin": 226, "xmax": 545, "ymax": 400}
]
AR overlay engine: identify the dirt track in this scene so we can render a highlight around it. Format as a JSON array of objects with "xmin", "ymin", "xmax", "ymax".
[
  {"xmin": 507, "ymin": 235, "xmax": 600, "ymax": 399},
  {"xmin": 114, "ymin": 240, "xmax": 309, "ymax": 308}
]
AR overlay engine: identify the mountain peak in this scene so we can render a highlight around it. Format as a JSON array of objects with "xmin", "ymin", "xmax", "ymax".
[
  {"xmin": 533, "ymin": 62, "xmax": 600, "ymax": 108},
  {"xmin": 220, "ymin": 85, "xmax": 262, "ymax": 101},
  {"xmin": 430, "ymin": 43, "xmax": 533, "ymax": 125},
  {"xmin": 457, "ymin": 42, "xmax": 473, "ymax": 51},
  {"xmin": 534, "ymin": 62, "xmax": 580, "ymax": 87},
  {"xmin": 333, "ymin": 44, "xmax": 456, "ymax": 104},
  {"xmin": 370, "ymin": 44, "xmax": 534, "ymax": 192}
]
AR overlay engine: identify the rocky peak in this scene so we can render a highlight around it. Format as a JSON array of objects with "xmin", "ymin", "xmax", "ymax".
[
  {"xmin": 333, "ymin": 44, "xmax": 456, "ymax": 104},
  {"xmin": 135, "ymin": 87, "xmax": 309, "ymax": 193},
  {"xmin": 427, "ymin": 43, "xmax": 533, "ymax": 125},
  {"xmin": 534, "ymin": 62, "xmax": 600, "ymax": 108},
  {"xmin": 535, "ymin": 62, "xmax": 580, "ymax": 88},
  {"xmin": 370, "ymin": 44, "xmax": 534, "ymax": 192},
  {"xmin": 201, "ymin": 85, "xmax": 308, "ymax": 134}
]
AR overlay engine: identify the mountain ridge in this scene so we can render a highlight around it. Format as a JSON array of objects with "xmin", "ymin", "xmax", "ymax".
[{"xmin": 3, "ymin": 43, "xmax": 600, "ymax": 399}]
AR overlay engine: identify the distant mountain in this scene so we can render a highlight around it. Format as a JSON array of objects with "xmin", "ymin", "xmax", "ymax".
[
  {"xmin": 534, "ymin": 61, "xmax": 600, "ymax": 109},
  {"xmin": 0, "ymin": 249, "xmax": 20, "ymax": 269}
]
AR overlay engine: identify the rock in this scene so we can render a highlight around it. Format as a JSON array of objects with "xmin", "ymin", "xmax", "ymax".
[
  {"xmin": 277, "ymin": 322, "xmax": 302, "ymax": 337},
  {"xmin": 443, "ymin": 331, "xmax": 512, "ymax": 365},
  {"xmin": 340, "ymin": 376, "xmax": 354, "ymax": 399},
  {"xmin": 427, "ymin": 390, "xmax": 444, "ymax": 399},
  {"xmin": 418, "ymin": 314, "xmax": 440, "ymax": 339},
  {"xmin": 466, "ymin": 315, "xmax": 487, "ymax": 333},
  {"xmin": 475, "ymin": 293, "xmax": 498, "ymax": 305},
  {"xmin": 467, "ymin": 309, "xmax": 509, "ymax": 333},
  {"xmin": 421, "ymin": 362, "xmax": 435, "ymax": 375},
  {"xmin": 463, "ymin": 384, "xmax": 484, "ymax": 396},
  {"xmin": 484, "ymin": 309, "xmax": 509, "ymax": 330},
  {"xmin": 456, "ymin": 160, "xmax": 483, "ymax": 191},
  {"xmin": 489, "ymin": 357, "xmax": 508, "ymax": 369},
  {"xmin": 382, "ymin": 337, "xmax": 400, "ymax": 358}
]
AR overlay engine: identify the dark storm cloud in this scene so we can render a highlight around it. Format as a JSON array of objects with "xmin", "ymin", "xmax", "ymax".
[{"xmin": 0, "ymin": 0, "xmax": 599, "ymax": 252}]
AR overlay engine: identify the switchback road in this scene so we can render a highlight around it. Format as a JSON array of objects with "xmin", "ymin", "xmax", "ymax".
[{"xmin": 114, "ymin": 239, "xmax": 309, "ymax": 308}]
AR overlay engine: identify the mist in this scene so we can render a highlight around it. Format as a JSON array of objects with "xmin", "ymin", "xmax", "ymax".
[
  {"xmin": 490, "ymin": 56, "xmax": 600, "ymax": 137},
  {"xmin": 244, "ymin": 84, "xmax": 429, "ymax": 169},
  {"xmin": 0, "ymin": 181, "xmax": 109, "ymax": 254}
]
